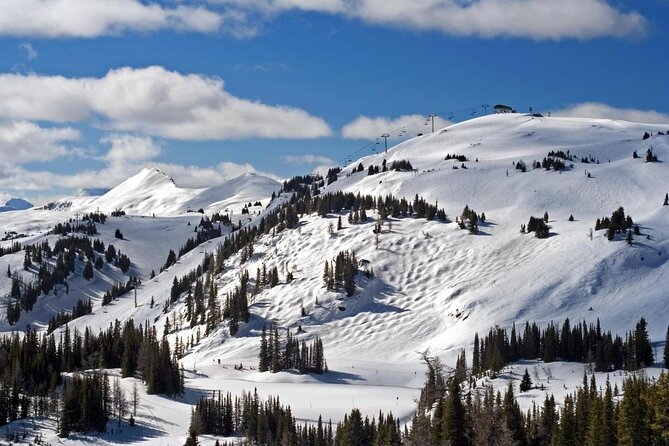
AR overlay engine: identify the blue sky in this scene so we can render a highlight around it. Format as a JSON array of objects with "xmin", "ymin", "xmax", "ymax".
[{"xmin": 0, "ymin": 0, "xmax": 668, "ymax": 203}]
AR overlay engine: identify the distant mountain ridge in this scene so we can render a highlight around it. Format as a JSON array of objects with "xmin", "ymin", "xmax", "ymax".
[
  {"xmin": 42, "ymin": 168, "xmax": 281, "ymax": 216},
  {"xmin": 0, "ymin": 197, "xmax": 33, "ymax": 212}
]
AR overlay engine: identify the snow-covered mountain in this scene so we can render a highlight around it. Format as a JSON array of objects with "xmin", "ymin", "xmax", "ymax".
[
  {"xmin": 1, "ymin": 113, "xmax": 668, "ymax": 445},
  {"xmin": 0, "ymin": 197, "xmax": 32, "ymax": 212},
  {"xmin": 44, "ymin": 168, "xmax": 281, "ymax": 216}
]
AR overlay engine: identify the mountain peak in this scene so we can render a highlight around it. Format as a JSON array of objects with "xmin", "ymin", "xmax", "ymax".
[
  {"xmin": 133, "ymin": 167, "xmax": 176, "ymax": 185},
  {"xmin": 0, "ymin": 197, "xmax": 33, "ymax": 212}
]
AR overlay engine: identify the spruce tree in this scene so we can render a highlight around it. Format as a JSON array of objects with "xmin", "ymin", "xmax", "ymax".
[
  {"xmin": 664, "ymin": 193, "xmax": 669, "ymax": 206},
  {"xmin": 442, "ymin": 377, "xmax": 468, "ymax": 444},
  {"xmin": 634, "ymin": 317, "xmax": 653, "ymax": 368},
  {"xmin": 259, "ymin": 326, "xmax": 269, "ymax": 372},
  {"xmin": 83, "ymin": 260, "xmax": 94, "ymax": 280},
  {"xmin": 520, "ymin": 368, "xmax": 532, "ymax": 392}
]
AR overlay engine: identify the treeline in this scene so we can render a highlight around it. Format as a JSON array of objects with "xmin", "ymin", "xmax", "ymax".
[
  {"xmin": 0, "ymin": 319, "xmax": 182, "ymax": 431},
  {"xmin": 404, "ymin": 356, "xmax": 669, "ymax": 446},
  {"xmin": 472, "ymin": 317, "xmax": 655, "ymax": 375},
  {"xmin": 187, "ymin": 391, "xmax": 331, "ymax": 446},
  {"xmin": 0, "ymin": 241, "xmax": 21, "ymax": 258},
  {"xmin": 258, "ymin": 325, "xmax": 327, "ymax": 374},
  {"xmin": 295, "ymin": 190, "xmax": 446, "ymax": 223},
  {"xmin": 187, "ymin": 391, "xmax": 401, "ymax": 446},
  {"xmin": 52, "ymin": 220, "xmax": 98, "ymax": 236}
]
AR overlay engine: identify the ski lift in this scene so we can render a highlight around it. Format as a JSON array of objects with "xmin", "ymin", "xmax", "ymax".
[
  {"xmin": 470, "ymin": 110, "xmax": 477, "ymax": 116},
  {"xmin": 448, "ymin": 115, "xmax": 454, "ymax": 120}
]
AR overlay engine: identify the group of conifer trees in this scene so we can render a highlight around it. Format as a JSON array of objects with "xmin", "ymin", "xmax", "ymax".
[
  {"xmin": 47, "ymin": 298, "xmax": 93, "ymax": 333},
  {"xmin": 471, "ymin": 317, "xmax": 656, "ymax": 375},
  {"xmin": 258, "ymin": 325, "xmax": 327, "ymax": 374},
  {"xmin": 323, "ymin": 250, "xmax": 358, "ymax": 297},
  {"xmin": 595, "ymin": 207, "xmax": 635, "ymax": 241},
  {"xmin": 186, "ymin": 390, "xmax": 400, "ymax": 446},
  {"xmin": 403, "ymin": 357, "xmax": 669, "ymax": 446},
  {"xmin": 0, "ymin": 241, "xmax": 22, "ymax": 257},
  {"xmin": 10, "ymin": 233, "xmax": 132, "ymax": 321},
  {"xmin": 0, "ymin": 318, "xmax": 182, "ymax": 435}
]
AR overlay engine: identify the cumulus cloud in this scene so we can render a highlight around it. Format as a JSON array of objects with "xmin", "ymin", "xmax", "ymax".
[
  {"xmin": 342, "ymin": 114, "xmax": 451, "ymax": 140},
  {"xmin": 0, "ymin": 121, "xmax": 81, "ymax": 164},
  {"xmin": 211, "ymin": 0, "xmax": 646, "ymax": 40},
  {"xmin": 102, "ymin": 134, "xmax": 162, "ymax": 164},
  {"xmin": 0, "ymin": 0, "xmax": 224, "ymax": 38},
  {"xmin": 283, "ymin": 154, "xmax": 334, "ymax": 165},
  {"xmin": 0, "ymin": 66, "xmax": 332, "ymax": 140},
  {"xmin": 553, "ymin": 102, "xmax": 669, "ymax": 125}
]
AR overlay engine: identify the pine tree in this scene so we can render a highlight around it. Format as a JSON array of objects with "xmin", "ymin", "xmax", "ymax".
[
  {"xmin": 271, "ymin": 327, "xmax": 280, "ymax": 373},
  {"xmin": 626, "ymin": 230, "xmax": 634, "ymax": 245},
  {"xmin": 520, "ymin": 368, "xmax": 532, "ymax": 392},
  {"xmin": 634, "ymin": 317, "xmax": 653, "ymax": 368},
  {"xmin": 323, "ymin": 261, "xmax": 330, "ymax": 290},
  {"xmin": 664, "ymin": 193, "xmax": 669, "ymax": 206},
  {"xmin": 258, "ymin": 326, "xmax": 269, "ymax": 372},
  {"xmin": 472, "ymin": 333, "xmax": 480, "ymax": 376},
  {"xmin": 441, "ymin": 377, "xmax": 468, "ymax": 445},
  {"xmin": 83, "ymin": 260, "xmax": 94, "ymax": 280}
]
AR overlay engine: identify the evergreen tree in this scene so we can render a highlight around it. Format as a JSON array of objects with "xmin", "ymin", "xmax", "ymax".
[
  {"xmin": 520, "ymin": 368, "xmax": 532, "ymax": 392},
  {"xmin": 441, "ymin": 377, "xmax": 468, "ymax": 445},
  {"xmin": 664, "ymin": 193, "xmax": 668, "ymax": 206},
  {"xmin": 258, "ymin": 326, "xmax": 269, "ymax": 372},
  {"xmin": 634, "ymin": 317, "xmax": 653, "ymax": 368},
  {"xmin": 83, "ymin": 260, "xmax": 94, "ymax": 280}
]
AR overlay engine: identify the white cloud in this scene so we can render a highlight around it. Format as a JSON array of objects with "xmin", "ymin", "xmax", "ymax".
[
  {"xmin": 0, "ymin": 121, "xmax": 81, "ymax": 164},
  {"xmin": 0, "ymin": 66, "xmax": 332, "ymax": 140},
  {"xmin": 19, "ymin": 43, "xmax": 38, "ymax": 60},
  {"xmin": 553, "ymin": 102, "xmax": 669, "ymax": 125},
  {"xmin": 211, "ymin": 0, "xmax": 646, "ymax": 40},
  {"xmin": 341, "ymin": 114, "xmax": 451, "ymax": 140},
  {"xmin": 283, "ymin": 154, "xmax": 334, "ymax": 165},
  {"xmin": 0, "ymin": 128, "xmax": 278, "ymax": 196},
  {"xmin": 102, "ymin": 134, "xmax": 162, "ymax": 164},
  {"xmin": 0, "ymin": 0, "xmax": 223, "ymax": 38}
]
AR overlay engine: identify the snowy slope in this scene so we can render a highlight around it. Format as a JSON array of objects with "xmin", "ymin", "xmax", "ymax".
[{"xmin": 1, "ymin": 114, "xmax": 668, "ymax": 444}]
